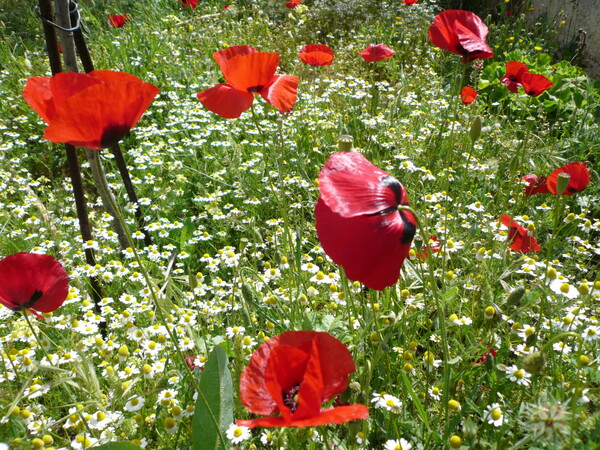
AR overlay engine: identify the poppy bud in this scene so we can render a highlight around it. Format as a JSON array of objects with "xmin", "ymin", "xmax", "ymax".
[
  {"xmin": 522, "ymin": 351, "xmax": 545, "ymax": 375},
  {"xmin": 506, "ymin": 286, "xmax": 525, "ymax": 307},
  {"xmin": 469, "ymin": 116, "xmax": 482, "ymax": 142},
  {"xmin": 337, "ymin": 134, "xmax": 354, "ymax": 152},
  {"xmin": 556, "ymin": 172, "xmax": 571, "ymax": 195}
]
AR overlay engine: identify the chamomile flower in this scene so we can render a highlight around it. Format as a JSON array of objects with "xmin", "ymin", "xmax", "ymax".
[
  {"xmin": 484, "ymin": 403, "xmax": 504, "ymax": 427},
  {"xmin": 226, "ymin": 423, "xmax": 251, "ymax": 444},
  {"xmin": 505, "ymin": 365, "xmax": 532, "ymax": 386},
  {"xmin": 384, "ymin": 438, "xmax": 412, "ymax": 450}
]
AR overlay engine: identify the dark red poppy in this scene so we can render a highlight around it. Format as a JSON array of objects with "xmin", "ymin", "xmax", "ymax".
[
  {"xmin": 500, "ymin": 215, "xmax": 540, "ymax": 253},
  {"xmin": 236, "ymin": 330, "xmax": 368, "ymax": 428},
  {"xmin": 546, "ymin": 162, "xmax": 590, "ymax": 195},
  {"xmin": 460, "ymin": 86, "xmax": 477, "ymax": 104},
  {"xmin": 520, "ymin": 72, "xmax": 553, "ymax": 97},
  {"xmin": 500, "ymin": 61, "xmax": 529, "ymax": 93},
  {"xmin": 108, "ymin": 14, "xmax": 131, "ymax": 28},
  {"xmin": 359, "ymin": 44, "xmax": 395, "ymax": 62},
  {"xmin": 179, "ymin": 0, "xmax": 198, "ymax": 9},
  {"xmin": 522, "ymin": 174, "xmax": 550, "ymax": 195},
  {"xmin": 23, "ymin": 71, "xmax": 159, "ymax": 150},
  {"xmin": 315, "ymin": 152, "xmax": 416, "ymax": 290},
  {"xmin": 0, "ymin": 253, "xmax": 69, "ymax": 319},
  {"xmin": 285, "ymin": 0, "xmax": 301, "ymax": 8},
  {"xmin": 474, "ymin": 348, "xmax": 496, "ymax": 365},
  {"xmin": 428, "ymin": 10, "xmax": 493, "ymax": 62},
  {"xmin": 403, "ymin": 0, "xmax": 418, "ymax": 4},
  {"xmin": 298, "ymin": 44, "xmax": 334, "ymax": 66},
  {"xmin": 197, "ymin": 45, "xmax": 298, "ymax": 119}
]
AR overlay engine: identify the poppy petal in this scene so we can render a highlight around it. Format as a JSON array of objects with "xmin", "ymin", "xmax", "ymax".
[
  {"xmin": 213, "ymin": 45, "xmax": 257, "ymax": 68},
  {"xmin": 44, "ymin": 79, "xmax": 159, "ymax": 149},
  {"xmin": 197, "ymin": 83, "xmax": 255, "ymax": 119},
  {"xmin": 318, "ymin": 152, "xmax": 404, "ymax": 217},
  {"xmin": 429, "ymin": 10, "xmax": 493, "ymax": 61},
  {"xmin": 547, "ymin": 162, "xmax": 590, "ymax": 195},
  {"xmin": 520, "ymin": 72, "xmax": 553, "ymax": 97},
  {"xmin": 522, "ymin": 174, "xmax": 550, "ymax": 194},
  {"xmin": 23, "ymin": 77, "xmax": 54, "ymax": 123},
  {"xmin": 221, "ymin": 52, "xmax": 279, "ymax": 93},
  {"xmin": 501, "ymin": 61, "xmax": 529, "ymax": 93},
  {"xmin": 359, "ymin": 44, "xmax": 395, "ymax": 62},
  {"xmin": 298, "ymin": 44, "xmax": 335, "ymax": 66},
  {"xmin": 460, "ymin": 86, "xmax": 477, "ymax": 104},
  {"xmin": 315, "ymin": 198, "xmax": 415, "ymax": 290},
  {"xmin": 258, "ymin": 74, "xmax": 298, "ymax": 113},
  {"xmin": 237, "ymin": 404, "xmax": 369, "ymax": 428},
  {"xmin": 0, "ymin": 253, "xmax": 69, "ymax": 313}
]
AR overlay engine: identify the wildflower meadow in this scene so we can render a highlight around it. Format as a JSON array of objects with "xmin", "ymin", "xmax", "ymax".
[{"xmin": 1, "ymin": 0, "xmax": 599, "ymax": 448}]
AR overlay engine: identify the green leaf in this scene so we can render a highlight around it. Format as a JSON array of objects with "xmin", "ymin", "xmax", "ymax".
[
  {"xmin": 192, "ymin": 345, "xmax": 234, "ymax": 450},
  {"xmin": 180, "ymin": 220, "xmax": 195, "ymax": 248},
  {"xmin": 93, "ymin": 443, "xmax": 142, "ymax": 450}
]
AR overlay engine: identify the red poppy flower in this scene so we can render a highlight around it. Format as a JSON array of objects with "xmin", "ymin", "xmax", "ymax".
[
  {"xmin": 197, "ymin": 45, "xmax": 299, "ymax": 119},
  {"xmin": 460, "ymin": 86, "xmax": 477, "ymax": 104},
  {"xmin": 500, "ymin": 215, "xmax": 540, "ymax": 253},
  {"xmin": 108, "ymin": 14, "xmax": 130, "ymax": 28},
  {"xmin": 285, "ymin": 0, "xmax": 301, "ymax": 8},
  {"xmin": 546, "ymin": 162, "xmax": 590, "ymax": 195},
  {"xmin": 315, "ymin": 152, "xmax": 417, "ymax": 290},
  {"xmin": 474, "ymin": 347, "xmax": 496, "ymax": 365},
  {"xmin": 522, "ymin": 174, "xmax": 550, "ymax": 195},
  {"xmin": 520, "ymin": 72, "xmax": 553, "ymax": 97},
  {"xmin": 179, "ymin": 0, "xmax": 198, "ymax": 9},
  {"xmin": 428, "ymin": 10, "xmax": 494, "ymax": 62},
  {"xmin": 298, "ymin": 44, "xmax": 334, "ymax": 66},
  {"xmin": 0, "ymin": 253, "xmax": 69, "ymax": 319},
  {"xmin": 237, "ymin": 330, "xmax": 368, "ymax": 428},
  {"xmin": 359, "ymin": 44, "xmax": 395, "ymax": 62},
  {"xmin": 501, "ymin": 61, "xmax": 529, "ymax": 93},
  {"xmin": 23, "ymin": 71, "xmax": 159, "ymax": 150},
  {"xmin": 417, "ymin": 235, "xmax": 440, "ymax": 260},
  {"xmin": 403, "ymin": 0, "xmax": 418, "ymax": 4}
]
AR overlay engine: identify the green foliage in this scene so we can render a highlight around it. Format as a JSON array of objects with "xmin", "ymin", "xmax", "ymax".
[{"xmin": 192, "ymin": 346, "xmax": 233, "ymax": 450}]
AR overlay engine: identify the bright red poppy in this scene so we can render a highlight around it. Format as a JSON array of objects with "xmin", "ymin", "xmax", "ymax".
[
  {"xmin": 417, "ymin": 235, "xmax": 440, "ymax": 260},
  {"xmin": 315, "ymin": 152, "xmax": 417, "ymax": 290},
  {"xmin": 500, "ymin": 215, "xmax": 540, "ymax": 253},
  {"xmin": 197, "ymin": 45, "xmax": 299, "ymax": 119},
  {"xmin": 285, "ymin": 0, "xmax": 301, "ymax": 8},
  {"xmin": 359, "ymin": 44, "xmax": 395, "ymax": 62},
  {"xmin": 179, "ymin": 0, "xmax": 198, "ymax": 9},
  {"xmin": 546, "ymin": 162, "xmax": 590, "ymax": 195},
  {"xmin": 108, "ymin": 14, "xmax": 130, "ymax": 28},
  {"xmin": 403, "ymin": 0, "xmax": 418, "ymax": 4},
  {"xmin": 428, "ymin": 10, "xmax": 493, "ymax": 62},
  {"xmin": 23, "ymin": 71, "xmax": 159, "ymax": 150},
  {"xmin": 520, "ymin": 72, "xmax": 553, "ymax": 97},
  {"xmin": 460, "ymin": 86, "xmax": 477, "ymax": 104},
  {"xmin": 522, "ymin": 174, "xmax": 550, "ymax": 195},
  {"xmin": 501, "ymin": 61, "xmax": 529, "ymax": 93},
  {"xmin": 237, "ymin": 330, "xmax": 368, "ymax": 428},
  {"xmin": 298, "ymin": 44, "xmax": 334, "ymax": 66},
  {"xmin": 0, "ymin": 253, "xmax": 69, "ymax": 319}
]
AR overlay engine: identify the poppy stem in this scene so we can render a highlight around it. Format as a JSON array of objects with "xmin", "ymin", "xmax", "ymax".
[
  {"xmin": 398, "ymin": 205, "xmax": 452, "ymax": 427},
  {"xmin": 86, "ymin": 149, "xmax": 132, "ymax": 249}
]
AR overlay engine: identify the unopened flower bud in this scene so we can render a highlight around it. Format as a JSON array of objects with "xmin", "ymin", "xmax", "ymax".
[
  {"xmin": 556, "ymin": 172, "xmax": 571, "ymax": 195},
  {"xmin": 470, "ymin": 115, "xmax": 482, "ymax": 142},
  {"xmin": 522, "ymin": 351, "xmax": 545, "ymax": 375}
]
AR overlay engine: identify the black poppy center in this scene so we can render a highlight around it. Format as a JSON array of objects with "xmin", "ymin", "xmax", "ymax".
[
  {"xmin": 510, "ymin": 75, "xmax": 518, "ymax": 82},
  {"xmin": 100, "ymin": 124, "xmax": 131, "ymax": 149},
  {"xmin": 282, "ymin": 383, "xmax": 301, "ymax": 413},
  {"xmin": 22, "ymin": 290, "xmax": 44, "ymax": 309},
  {"xmin": 247, "ymin": 85, "xmax": 264, "ymax": 93}
]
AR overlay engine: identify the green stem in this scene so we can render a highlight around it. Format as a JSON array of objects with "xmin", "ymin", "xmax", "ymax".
[{"xmin": 398, "ymin": 205, "xmax": 451, "ymax": 428}]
